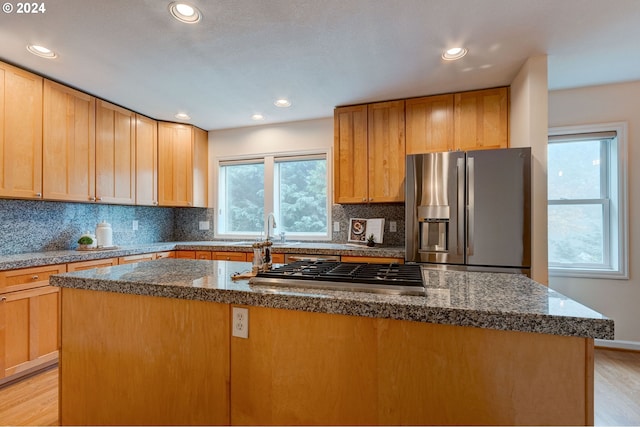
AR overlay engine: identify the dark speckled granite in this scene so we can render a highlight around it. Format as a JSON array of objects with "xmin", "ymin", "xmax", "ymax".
[{"xmin": 50, "ymin": 258, "xmax": 614, "ymax": 340}]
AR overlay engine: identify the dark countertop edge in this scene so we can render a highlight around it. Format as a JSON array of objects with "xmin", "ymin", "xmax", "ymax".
[
  {"xmin": 50, "ymin": 275, "xmax": 615, "ymax": 340},
  {"xmin": 0, "ymin": 242, "xmax": 406, "ymax": 271}
]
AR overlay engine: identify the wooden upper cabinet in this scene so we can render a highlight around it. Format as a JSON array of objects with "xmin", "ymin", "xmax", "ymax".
[
  {"xmin": 95, "ymin": 100, "xmax": 136, "ymax": 204},
  {"xmin": 367, "ymin": 100, "xmax": 405, "ymax": 203},
  {"xmin": 0, "ymin": 62, "xmax": 43, "ymax": 199},
  {"xmin": 406, "ymin": 94, "xmax": 454, "ymax": 154},
  {"xmin": 43, "ymin": 80, "xmax": 96, "ymax": 202},
  {"xmin": 454, "ymin": 87, "xmax": 509, "ymax": 151},
  {"xmin": 333, "ymin": 105, "xmax": 368, "ymax": 203},
  {"xmin": 135, "ymin": 115, "xmax": 158, "ymax": 206},
  {"xmin": 158, "ymin": 122, "xmax": 193, "ymax": 207},
  {"xmin": 192, "ymin": 127, "xmax": 208, "ymax": 208}
]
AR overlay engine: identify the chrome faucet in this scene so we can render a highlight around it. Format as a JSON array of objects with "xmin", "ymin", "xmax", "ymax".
[{"xmin": 265, "ymin": 212, "xmax": 277, "ymax": 241}]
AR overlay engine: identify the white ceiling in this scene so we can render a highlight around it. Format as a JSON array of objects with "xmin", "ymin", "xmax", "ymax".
[{"xmin": 1, "ymin": 0, "xmax": 639, "ymax": 131}]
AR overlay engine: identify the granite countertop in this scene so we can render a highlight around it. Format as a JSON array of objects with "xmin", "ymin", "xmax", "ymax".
[
  {"xmin": 0, "ymin": 241, "xmax": 405, "ymax": 271},
  {"xmin": 50, "ymin": 258, "xmax": 614, "ymax": 340}
]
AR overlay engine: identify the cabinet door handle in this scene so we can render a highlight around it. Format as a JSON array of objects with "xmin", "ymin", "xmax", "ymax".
[{"xmin": 32, "ymin": 275, "xmax": 39, "ymax": 280}]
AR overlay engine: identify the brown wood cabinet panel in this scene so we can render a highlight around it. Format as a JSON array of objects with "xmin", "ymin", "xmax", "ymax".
[
  {"xmin": 67, "ymin": 258, "xmax": 118, "ymax": 272},
  {"xmin": 195, "ymin": 251, "xmax": 213, "ymax": 260},
  {"xmin": 367, "ymin": 100, "xmax": 405, "ymax": 202},
  {"xmin": 135, "ymin": 115, "xmax": 158, "ymax": 206},
  {"xmin": 231, "ymin": 306, "xmax": 592, "ymax": 426},
  {"xmin": 158, "ymin": 122, "xmax": 193, "ymax": 207},
  {"xmin": 192, "ymin": 127, "xmax": 208, "ymax": 208},
  {"xmin": 155, "ymin": 251, "xmax": 175, "ymax": 259},
  {"xmin": 454, "ymin": 87, "xmax": 509, "ymax": 151},
  {"xmin": 2, "ymin": 285, "xmax": 60, "ymax": 379},
  {"xmin": 0, "ymin": 264, "xmax": 67, "ymax": 294},
  {"xmin": 406, "ymin": 94, "xmax": 454, "ymax": 154},
  {"xmin": 333, "ymin": 105, "xmax": 368, "ymax": 203},
  {"xmin": 212, "ymin": 251, "xmax": 246, "ymax": 262},
  {"xmin": 60, "ymin": 288, "xmax": 230, "ymax": 425},
  {"xmin": 118, "ymin": 253, "xmax": 155, "ymax": 265},
  {"xmin": 95, "ymin": 100, "xmax": 136, "ymax": 204},
  {"xmin": 175, "ymin": 250, "xmax": 196, "ymax": 259},
  {"xmin": 42, "ymin": 80, "xmax": 96, "ymax": 202},
  {"xmin": 0, "ymin": 62, "xmax": 43, "ymax": 199}
]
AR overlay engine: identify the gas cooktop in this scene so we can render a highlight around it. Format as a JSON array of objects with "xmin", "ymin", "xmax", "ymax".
[{"xmin": 249, "ymin": 261, "xmax": 425, "ymax": 296}]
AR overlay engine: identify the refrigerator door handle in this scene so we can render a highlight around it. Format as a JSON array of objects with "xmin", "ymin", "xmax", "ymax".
[
  {"xmin": 467, "ymin": 157, "xmax": 475, "ymax": 256},
  {"xmin": 456, "ymin": 157, "xmax": 465, "ymax": 255}
]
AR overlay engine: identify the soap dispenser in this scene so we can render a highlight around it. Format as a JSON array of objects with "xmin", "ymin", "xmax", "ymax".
[{"xmin": 95, "ymin": 220, "xmax": 113, "ymax": 248}]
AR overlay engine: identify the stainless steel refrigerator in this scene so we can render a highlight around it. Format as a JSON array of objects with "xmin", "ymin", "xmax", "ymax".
[{"xmin": 405, "ymin": 148, "xmax": 531, "ymax": 275}]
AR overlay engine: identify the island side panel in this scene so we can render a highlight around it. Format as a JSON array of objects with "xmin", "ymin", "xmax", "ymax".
[
  {"xmin": 60, "ymin": 288, "xmax": 230, "ymax": 426},
  {"xmin": 231, "ymin": 305, "xmax": 593, "ymax": 426},
  {"xmin": 377, "ymin": 319, "xmax": 593, "ymax": 426}
]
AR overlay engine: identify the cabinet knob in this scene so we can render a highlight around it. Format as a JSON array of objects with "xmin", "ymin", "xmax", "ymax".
[
  {"xmin": 153, "ymin": 201, "xmax": 158, "ymax": 205},
  {"xmin": 89, "ymin": 197, "xmax": 96, "ymax": 201},
  {"xmin": 35, "ymin": 192, "xmax": 42, "ymax": 198},
  {"xmin": 226, "ymin": 257, "xmax": 231, "ymax": 260},
  {"xmin": 0, "ymin": 296, "xmax": 6, "ymax": 302},
  {"xmin": 32, "ymin": 275, "xmax": 39, "ymax": 280},
  {"xmin": 369, "ymin": 198, "xmax": 373, "ymax": 202},
  {"xmin": 96, "ymin": 197, "xmax": 103, "ymax": 202},
  {"xmin": 362, "ymin": 198, "xmax": 367, "ymax": 202}
]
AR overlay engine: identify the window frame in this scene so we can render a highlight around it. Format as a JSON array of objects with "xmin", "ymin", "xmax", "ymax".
[
  {"xmin": 547, "ymin": 122, "xmax": 628, "ymax": 279},
  {"xmin": 214, "ymin": 149, "xmax": 332, "ymax": 241}
]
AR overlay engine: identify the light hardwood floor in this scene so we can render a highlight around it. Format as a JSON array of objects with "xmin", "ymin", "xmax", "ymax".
[{"xmin": 0, "ymin": 348, "xmax": 638, "ymax": 426}]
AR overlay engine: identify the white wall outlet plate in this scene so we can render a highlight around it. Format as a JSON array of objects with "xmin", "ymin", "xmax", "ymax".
[
  {"xmin": 199, "ymin": 221, "xmax": 210, "ymax": 231},
  {"xmin": 132, "ymin": 220, "xmax": 139, "ymax": 231},
  {"xmin": 389, "ymin": 221, "xmax": 397, "ymax": 232},
  {"xmin": 232, "ymin": 307, "xmax": 249, "ymax": 339},
  {"xmin": 333, "ymin": 221, "xmax": 340, "ymax": 232}
]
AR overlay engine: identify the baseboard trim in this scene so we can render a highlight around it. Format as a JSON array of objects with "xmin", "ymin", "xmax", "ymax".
[{"xmin": 595, "ymin": 339, "xmax": 640, "ymax": 351}]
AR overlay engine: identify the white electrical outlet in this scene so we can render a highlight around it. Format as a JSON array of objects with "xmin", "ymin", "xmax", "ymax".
[
  {"xmin": 132, "ymin": 220, "xmax": 138, "ymax": 231},
  {"xmin": 333, "ymin": 221, "xmax": 340, "ymax": 232},
  {"xmin": 199, "ymin": 221, "xmax": 210, "ymax": 231},
  {"xmin": 389, "ymin": 221, "xmax": 397, "ymax": 232},
  {"xmin": 232, "ymin": 307, "xmax": 249, "ymax": 339}
]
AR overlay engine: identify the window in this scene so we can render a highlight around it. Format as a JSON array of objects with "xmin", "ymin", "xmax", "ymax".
[
  {"xmin": 216, "ymin": 152, "xmax": 329, "ymax": 240},
  {"xmin": 547, "ymin": 123, "xmax": 628, "ymax": 279}
]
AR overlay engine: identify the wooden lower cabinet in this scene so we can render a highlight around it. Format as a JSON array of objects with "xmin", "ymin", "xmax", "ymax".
[
  {"xmin": 67, "ymin": 258, "xmax": 118, "ymax": 272},
  {"xmin": 213, "ymin": 252, "xmax": 246, "ymax": 262},
  {"xmin": 232, "ymin": 306, "xmax": 593, "ymax": 426},
  {"xmin": 60, "ymin": 288, "xmax": 230, "ymax": 426},
  {"xmin": 1, "ymin": 285, "xmax": 60, "ymax": 380},
  {"xmin": 0, "ymin": 264, "xmax": 65, "ymax": 383},
  {"xmin": 175, "ymin": 250, "xmax": 196, "ymax": 259}
]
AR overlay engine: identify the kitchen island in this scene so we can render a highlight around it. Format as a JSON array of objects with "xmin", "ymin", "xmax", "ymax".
[{"xmin": 51, "ymin": 258, "xmax": 613, "ymax": 426}]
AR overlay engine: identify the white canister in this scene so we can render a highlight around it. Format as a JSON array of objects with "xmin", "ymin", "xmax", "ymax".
[{"xmin": 95, "ymin": 220, "xmax": 113, "ymax": 248}]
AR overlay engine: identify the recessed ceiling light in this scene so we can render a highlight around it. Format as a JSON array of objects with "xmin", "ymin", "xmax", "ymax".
[
  {"xmin": 175, "ymin": 112, "xmax": 191, "ymax": 120},
  {"xmin": 26, "ymin": 44, "xmax": 57, "ymax": 59},
  {"xmin": 274, "ymin": 99, "xmax": 291, "ymax": 108},
  {"xmin": 251, "ymin": 114, "xmax": 265, "ymax": 121},
  {"xmin": 168, "ymin": 2, "xmax": 202, "ymax": 24},
  {"xmin": 442, "ymin": 47, "xmax": 468, "ymax": 61}
]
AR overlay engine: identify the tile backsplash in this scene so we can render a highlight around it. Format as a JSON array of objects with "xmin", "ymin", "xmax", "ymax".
[
  {"xmin": 0, "ymin": 200, "xmax": 406, "ymax": 256},
  {"xmin": 0, "ymin": 199, "xmax": 174, "ymax": 255}
]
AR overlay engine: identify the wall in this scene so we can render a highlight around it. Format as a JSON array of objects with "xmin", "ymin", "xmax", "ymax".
[
  {"xmin": 510, "ymin": 55, "xmax": 549, "ymax": 284},
  {"xmin": 209, "ymin": 118, "xmax": 406, "ymax": 246},
  {"xmin": 549, "ymin": 81, "xmax": 640, "ymax": 345},
  {"xmin": 0, "ymin": 199, "xmax": 174, "ymax": 255}
]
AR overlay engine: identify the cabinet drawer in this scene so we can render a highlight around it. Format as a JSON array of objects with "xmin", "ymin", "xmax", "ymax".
[
  {"xmin": 0, "ymin": 264, "xmax": 67, "ymax": 294},
  {"xmin": 155, "ymin": 251, "xmax": 175, "ymax": 259},
  {"xmin": 195, "ymin": 251, "xmax": 213, "ymax": 260},
  {"xmin": 213, "ymin": 252, "xmax": 246, "ymax": 262},
  {"xmin": 67, "ymin": 258, "xmax": 118, "ymax": 272},
  {"xmin": 175, "ymin": 251, "xmax": 196, "ymax": 259},
  {"xmin": 118, "ymin": 253, "xmax": 155, "ymax": 265}
]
